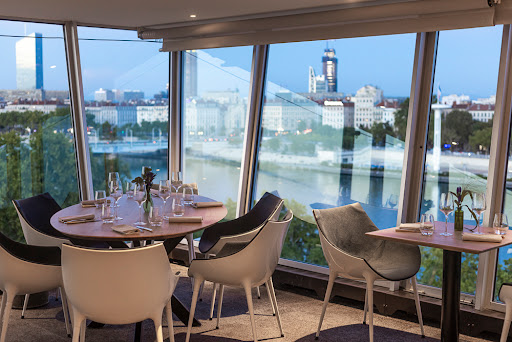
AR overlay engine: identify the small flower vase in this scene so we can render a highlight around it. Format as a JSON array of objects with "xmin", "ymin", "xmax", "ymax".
[
  {"xmin": 143, "ymin": 193, "xmax": 153, "ymax": 213},
  {"xmin": 454, "ymin": 209, "xmax": 464, "ymax": 231}
]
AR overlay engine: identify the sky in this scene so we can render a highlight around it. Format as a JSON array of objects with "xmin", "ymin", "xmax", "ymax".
[{"xmin": 0, "ymin": 20, "xmax": 504, "ymax": 101}]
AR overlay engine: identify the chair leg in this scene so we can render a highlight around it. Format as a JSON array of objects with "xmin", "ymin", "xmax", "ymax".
[
  {"xmin": 268, "ymin": 278, "xmax": 283, "ymax": 337},
  {"xmin": 70, "ymin": 307, "xmax": 85, "ymax": 342},
  {"xmin": 166, "ymin": 300, "xmax": 175, "ymax": 342},
  {"xmin": 502, "ymin": 299, "xmax": 512, "ymax": 342},
  {"xmin": 59, "ymin": 288, "xmax": 72, "ymax": 337},
  {"xmin": 243, "ymin": 284, "xmax": 258, "ymax": 342},
  {"xmin": 80, "ymin": 319, "xmax": 86, "ymax": 342},
  {"xmin": 256, "ymin": 286, "xmax": 261, "ymax": 299},
  {"xmin": 153, "ymin": 312, "xmax": 164, "ymax": 342},
  {"xmin": 366, "ymin": 278, "xmax": 375, "ymax": 342},
  {"xmin": 186, "ymin": 233, "xmax": 195, "ymax": 266},
  {"xmin": 185, "ymin": 277, "xmax": 202, "ymax": 342},
  {"xmin": 316, "ymin": 271, "xmax": 336, "ymax": 340},
  {"xmin": 216, "ymin": 285, "xmax": 225, "ymax": 329},
  {"xmin": 265, "ymin": 281, "xmax": 276, "ymax": 316},
  {"xmin": 209, "ymin": 283, "xmax": 218, "ymax": 320},
  {"xmin": 0, "ymin": 291, "xmax": 14, "ymax": 342},
  {"xmin": 363, "ymin": 289, "xmax": 368, "ymax": 325},
  {"xmin": 21, "ymin": 294, "xmax": 29, "ymax": 319},
  {"xmin": 411, "ymin": 277, "xmax": 425, "ymax": 338}
]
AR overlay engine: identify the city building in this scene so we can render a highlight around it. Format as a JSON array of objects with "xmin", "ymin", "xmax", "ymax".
[
  {"xmin": 352, "ymin": 85, "xmax": 383, "ymax": 128},
  {"xmin": 16, "ymin": 33, "xmax": 43, "ymax": 90},
  {"xmin": 136, "ymin": 104, "xmax": 168, "ymax": 124},
  {"xmin": 0, "ymin": 99, "xmax": 67, "ymax": 114},
  {"xmin": 321, "ymin": 100, "xmax": 354, "ymax": 129},
  {"xmin": 374, "ymin": 99, "xmax": 400, "ymax": 126},
  {"xmin": 124, "ymin": 90, "xmax": 145, "ymax": 101},
  {"xmin": 308, "ymin": 66, "xmax": 327, "ymax": 93},
  {"xmin": 322, "ymin": 48, "xmax": 338, "ymax": 93},
  {"xmin": 441, "ymin": 93, "xmax": 471, "ymax": 105},
  {"xmin": 94, "ymin": 88, "xmax": 114, "ymax": 102},
  {"xmin": 262, "ymin": 92, "xmax": 321, "ymax": 132},
  {"xmin": 184, "ymin": 50, "xmax": 198, "ymax": 97},
  {"xmin": 468, "ymin": 103, "xmax": 495, "ymax": 122}
]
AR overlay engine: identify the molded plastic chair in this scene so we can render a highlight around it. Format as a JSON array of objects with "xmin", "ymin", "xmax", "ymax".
[
  {"xmin": 0, "ymin": 231, "xmax": 71, "ymax": 342},
  {"xmin": 198, "ymin": 192, "xmax": 284, "ymax": 319},
  {"xmin": 61, "ymin": 243, "xmax": 179, "ymax": 342},
  {"xmin": 498, "ymin": 283, "xmax": 512, "ymax": 342},
  {"xmin": 313, "ymin": 203, "xmax": 424, "ymax": 342},
  {"xmin": 185, "ymin": 210, "xmax": 293, "ymax": 342}
]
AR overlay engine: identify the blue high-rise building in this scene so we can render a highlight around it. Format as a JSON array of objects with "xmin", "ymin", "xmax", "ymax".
[{"xmin": 16, "ymin": 33, "xmax": 43, "ymax": 90}]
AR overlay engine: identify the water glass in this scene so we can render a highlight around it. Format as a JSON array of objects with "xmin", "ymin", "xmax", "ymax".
[
  {"xmin": 149, "ymin": 206, "xmax": 164, "ymax": 227},
  {"xmin": 171, "ymin": 171, "xmax": 183, "ymax": 192},
  {"xmin": 420, "ymin": 214, "xmax": 435, "ymax": 236},
  {"xmin": 108, "ymin": 172, "xmax": 119, "ymax": 184},
  {"xmin": 126, "ymin": 182, "xmax": 135, "ymax": 199},
  {"xmin": 172, "ymin": 196, "xmax": 185, "ymax": 217},
  {"xmin": 183, "ymin": 186, "xmax": 194, "ymax": 205},
  {"xmin": 101, "ymin": 203, "xmax": 114, "ymax": 224},
  {"xmin": 494, "ymin": 213, "xmax": 509, "ymax": 235},
  {"xmin": 95, "ymin": 190, "xmax": 106, "ymax": 208}
]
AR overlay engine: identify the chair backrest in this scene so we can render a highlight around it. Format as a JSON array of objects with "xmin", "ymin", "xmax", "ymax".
[
  {"xmin": 13, "ymin": 193, "xmax": 69, "ymax": 246},
  {"xmin": 62, "ymin": 243, "xmax": 176, "ymax": 324},
  {"xmin": 199, "ymin": 192, "xmax": 283, "ymax": 253},
  {"xmin": 313, "ymin": 202, "xmax": 384, "ymax": 261}
]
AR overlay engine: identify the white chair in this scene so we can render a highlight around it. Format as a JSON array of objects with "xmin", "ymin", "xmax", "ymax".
[
  {"xmin": 61, "ymin": 243, "xmax": 179, "ymax": 342},
  {"xmin": 185, "ymin": 210, "xmax": 293, "ymax": 342},
  {"xmin": 313, "ymin": 203, "xmax": 424, "ymax": 342},
  {"xmin": 0, "ymin": 231, "xmax": 71, "ymax": 342},
  {"xmin": 499, "ymin": 283, "xmax": 512, "ymax": 342},
  {"xmin": 198, "ymin": 192, "xmax": 284, "ymax": 319}
]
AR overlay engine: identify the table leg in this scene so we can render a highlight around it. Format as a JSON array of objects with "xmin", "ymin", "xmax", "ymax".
[{"xmin": 441, "ymin": 250, "xmax": 461, "ymax": 342}]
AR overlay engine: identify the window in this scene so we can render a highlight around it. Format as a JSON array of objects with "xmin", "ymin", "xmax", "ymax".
[
  {"xmin": 253, "ymin": 35, "xmax": 415, "ymax": 266},
  {"xmin": 78, "ymin": 27, "xmax": 169, "ymax": 192},
  {"xmin": 419, "ymin": 26, "xmax": 502, "ymax": 295},
  {"xmin": 0, "ymin": 21, "xmax": 79, "ymax": 241},
  {"xmin": 182, "ymin": 47, "xmax": 253, "ymax": 221}
]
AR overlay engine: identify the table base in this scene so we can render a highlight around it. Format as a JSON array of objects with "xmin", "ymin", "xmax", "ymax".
[{"xmin": 441, "ymin": 250, "xmax": 461, "ymax": 342}]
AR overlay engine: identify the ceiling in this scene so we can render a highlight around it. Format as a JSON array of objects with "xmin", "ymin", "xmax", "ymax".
[{"xmin": 0, "ymin": 0, "xmax": 395, "ymax": 29}]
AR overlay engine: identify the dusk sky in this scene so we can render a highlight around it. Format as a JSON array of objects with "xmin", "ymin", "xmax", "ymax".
[{"xmin": 0, "ymin": 20, "xmax": 503, "ymax": 101}]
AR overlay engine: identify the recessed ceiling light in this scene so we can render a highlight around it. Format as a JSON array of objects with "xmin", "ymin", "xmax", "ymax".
[{"xmin": 190, "ymin": 14, "xmax": 197, "ymax": 18}]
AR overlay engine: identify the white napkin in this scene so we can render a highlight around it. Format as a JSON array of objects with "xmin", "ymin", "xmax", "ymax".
[
  {"xmin": 397, "ymin": 223, "xmax": 421, "ymax": 232},
  {"xmin": 462, "ymin": 232, "xmax": 503, "ymax": 243},
  {"xmin": 112, "ymin": 225, "xmax": 139, "ymax": 235},
  {"xmin": 59, "ymin": 214, "xmax": 95, "ymax": 223},
  {"xmin": 169, "ymin": 216, "xmax": 203, "ymax": 223},
  {"xmin": 192, "ymin": 201, "xmax": 223, "ymax": 208}
]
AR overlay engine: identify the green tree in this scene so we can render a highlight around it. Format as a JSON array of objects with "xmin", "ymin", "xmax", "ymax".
[
  {"xmin": 394, "ymin": 98, "xmax": 409, "ymax": 141},
  {"xmin": 370, "ymin": 122, "xmax": 394, "ymax": 147},
  {"xmin": 443, "ymin": 110, "xmax": 473, "ymax": 151}
]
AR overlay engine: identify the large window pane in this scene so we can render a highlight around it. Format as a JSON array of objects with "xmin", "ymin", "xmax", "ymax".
[
  {"xmin": 253, "ymin": 35, "xmax": 415, "ymax": 266},
  {"xmin": 183, "ymin": 47, "xmax": 253, "ymax": 221},
  {"xmin": 419, "ymin": 27, "xmax": 502, "ymax": 295},
  {"xmin": 0, "ymin": 21, "xmax": 79, "ymax": 241},
  {"xmin": 78, "ymin": 27, "xmax": 169, "ymax": 192}
]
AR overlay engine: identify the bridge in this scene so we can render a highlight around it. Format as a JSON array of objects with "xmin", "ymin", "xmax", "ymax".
[{"xmin": 89, "ymin": 140, "xmax": 168, "ymax": 154}]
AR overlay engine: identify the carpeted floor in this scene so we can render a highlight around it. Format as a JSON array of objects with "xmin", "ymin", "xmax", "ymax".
[{"xmin": 2, "ymin": 264, "xmax": 501, "ymax": 341}]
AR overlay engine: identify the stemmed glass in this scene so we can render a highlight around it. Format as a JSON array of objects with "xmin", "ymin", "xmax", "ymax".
[
  {"xmin": 472, "ymin": 192, "xmax": 486, "ymax": 234},
  {"xmin": 133, "ymin": 184, "xmax": 147, "ymax": 225},
  {"xmin": 108, "ymin": 172, "xmax": 121, "ymax": 207},
  {"xmin": 388, "ymin": 194, "xmax": 398, "ymax": 209},
  {"xmin": 109, "ymin": 180, "xmax": 123, "ymax": 220},
  {"xmin": 170, "ymin": 171, "xmax": 183, "ymax": 193},
  {"xmin": 439, "ymin": 193, "xmax": 454, "ymax": 236},
  {"xmin": 159, "ymin": 180, "xmax": 171, "ymax": 219}
]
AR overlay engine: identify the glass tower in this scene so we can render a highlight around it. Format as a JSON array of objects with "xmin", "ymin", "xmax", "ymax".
[
  {"xmin": 16, "ymin": 32, "xmax": 43, "ymax": 90},
  {"xmin": 322, "ymin": 48, "xmax": 337, "ymax": 93}
]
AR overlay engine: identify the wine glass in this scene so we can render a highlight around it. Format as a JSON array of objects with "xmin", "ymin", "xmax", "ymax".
[
  {"xmin": 159, "ymin": 180, "xmax": 171, "ymax": 219},
  {"xmin": 170, "ymin": 171, "xmax": 182, "ymax": 193},
  {"xmin": 472, "ymin": 193, "xmax": 486, "ymax": 234},
  {"xmin": 108, "ymin": 172, "xmax": 119, "ymax": 185},
  {"xmin": 494, "ymin": 213, "xmax": 509, "ymax": 235},
  {"xmin": 133, "ymin": 184, "xmax": 147, "ymax": 225},
  {"xmin": 439, "ymin": 193, "xmax": 454, "ymax": 236},
  {"xmin": 94, "ymin": 190, "xmax": 106, "ymax": 208},
  {"xmin": 126, "ymin": 181, "xmax": 135, "ymax": 199},
  {"xmin": 420, "ymin": 214, "xmax": 435, "ymax": 236},
  {"xmin": 109, "ymin": 180, "xmax": 123, "ymax": 220},
  {"xmin": 388, "ymin": 194, "xmax": 398, "ymax": 209}
]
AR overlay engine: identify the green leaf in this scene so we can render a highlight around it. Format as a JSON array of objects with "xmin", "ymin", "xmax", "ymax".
[{"xmin": 464, "ymin": 204, "xmax": 479, "ymax": 229}]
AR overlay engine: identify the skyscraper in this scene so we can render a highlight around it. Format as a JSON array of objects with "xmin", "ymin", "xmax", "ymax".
[
  {"xmin": 184, "ymin": 50, "xmax": 198, "ymax": 97},
  {"xmin": 16, "ymin": 33, "xmax": 43, "ymax": 90},
  {"xmin": 322, "ymin": 48, "xmax": 337, "ymax": 93}
]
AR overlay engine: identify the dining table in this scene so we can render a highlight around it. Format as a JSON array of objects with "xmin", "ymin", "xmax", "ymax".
[
  {"xmin": 50, "ymin": 193, "xmax": 227, "ymax": 342},
  {"xmin": 366, "ymin": 222, "xmax": 512, "ymax": 342}
]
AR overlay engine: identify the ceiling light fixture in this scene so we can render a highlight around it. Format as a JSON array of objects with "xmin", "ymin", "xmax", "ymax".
[{"xmin": 190, "ymin": 14, "xmax": 197, "ymax": 18}]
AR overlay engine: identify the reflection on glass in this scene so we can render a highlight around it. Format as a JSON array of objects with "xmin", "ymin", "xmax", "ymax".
[
  {"xmin": 253, "ymin": 35, "xmax": 415, "ymax": 266},
  {"xmin": 419, "ymin": 26, "xmax": 502, "ymax": 295},
  {"xmin": 0, "ymin": 21, "xmax": 79, "ymax": 241},
  {"xmin": 78, "ymin": 27, "xmax": 169, "ymax": 193},
  {"xmin": 182, "ymin": 47, "xmax": 253, "ymax": 221}
]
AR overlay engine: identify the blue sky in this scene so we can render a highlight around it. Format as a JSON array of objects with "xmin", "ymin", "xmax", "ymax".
[{"xmin": 0, "ymin": 20, "xmax": 504, "ymax": 100}]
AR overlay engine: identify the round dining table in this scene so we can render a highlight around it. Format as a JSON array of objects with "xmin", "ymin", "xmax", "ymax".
[{"xmin": 51, "ymin": 193, "xmax": 227, "ymax": 342}]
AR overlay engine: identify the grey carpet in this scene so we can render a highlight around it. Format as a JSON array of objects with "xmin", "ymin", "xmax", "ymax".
[{"xmin": 1, "ymin": 264, "xmax": 499, "ymax": 341}]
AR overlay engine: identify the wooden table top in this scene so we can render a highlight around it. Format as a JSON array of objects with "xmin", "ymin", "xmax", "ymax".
[
  {"xmin": 50, "ymin": 194, "xmax": 227, "ymax": 241},
  {"xmin": 366, "ymin": 221, "xmax": 512, "ymax": 254}
]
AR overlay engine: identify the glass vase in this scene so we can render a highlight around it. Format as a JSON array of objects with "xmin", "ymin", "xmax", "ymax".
[
  {"xmin": 454, "ymin": 209, "xmax": 464, "ymax": 231},
  {"xmin": 143, "ymin": 193, "xmax": 153, "ymax": 213}
]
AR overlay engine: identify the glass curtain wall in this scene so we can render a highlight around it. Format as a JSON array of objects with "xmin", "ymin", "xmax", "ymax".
[
  {"xmin": 78, "ymin": 27, "xmax": 169, "ymax": 194},
  {"xmin": 419, "ymin": 26, "xmax": 502, "ymax": 295},
  {"xmin": 0, "ymin": 20, "xmax": 79, "ymax": 241},
  {"xmin": 252, "ymin": 35, "xmax": 416, "ymax": 266},
  {"xmin": 182, "ymin": 47, "xmax": 253, "ymax": 221}
]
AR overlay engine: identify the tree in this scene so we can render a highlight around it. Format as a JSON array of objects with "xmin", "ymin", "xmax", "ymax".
[
  {"xmin": 394, "ymin": 98, "xmax": 409, "ymax": 141},
  {"xmin": 370, "ymin": 122, "xmax": 394, "ymax": 147},
  {"xmin": 443, "ymin": 110, "xmax": 473, "ymax": 151}
]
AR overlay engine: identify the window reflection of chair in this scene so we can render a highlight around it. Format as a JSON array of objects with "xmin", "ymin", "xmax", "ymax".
[{"xmin": 313, "ymin": 203, "xmax": 424, "ymax": 342}]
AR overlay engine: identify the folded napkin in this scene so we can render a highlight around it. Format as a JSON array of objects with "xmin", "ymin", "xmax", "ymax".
[
  {"xmin": 169, "ymin": 216, "xmax": 203, "ymax": 223},
  {"xmin": 59, "ymin": 214, "xmax": 95, "ymax": 223},
  {"xmin": 112, "ymin": 224, "xmax": 139, "ymax": 235},
  {"xmin": 81, "ymin": 200, "xmax": 96, "ymax": 208},
  {"xmin": 396, "ymin": 223, "xmax": 421, "ymax": 232},
  {"xmin": 462, "ymin": 232, "xmax": 503, "ymax": 243},
  {"xmin": 193, "ymin": 201, "xmax": 223, "ymax": 208}
]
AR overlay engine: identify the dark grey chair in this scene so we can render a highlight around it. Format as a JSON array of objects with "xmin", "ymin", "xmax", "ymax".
[{"xmin": 313, "ymin": 202, "xmax": 424, "ymax": 342}]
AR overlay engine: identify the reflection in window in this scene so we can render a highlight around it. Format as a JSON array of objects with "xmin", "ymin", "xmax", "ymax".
[
  {"xmin": 0, "ymin": 21, "xmax": 79, "ymax": 241},
  {"xmin": 419, "ymin": 26, "xmax": 502, "ymax": 295},
  {"xmin": 253, "ymin": 35, "xmax": 415, "ymax": 266},
  {"xmin": 78, "ymin": 27, "xmax": 169, "ymax": 195},
  {"xmin": 182, "ymin": 47, "xmax": 253, "ymax": 221}
]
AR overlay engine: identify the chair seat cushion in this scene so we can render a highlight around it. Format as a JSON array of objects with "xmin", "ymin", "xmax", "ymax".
[{"xmin": 364, "ymin": 240, "xmax": 421, "ymax": 281}]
